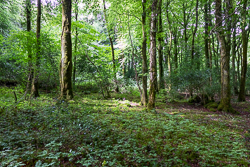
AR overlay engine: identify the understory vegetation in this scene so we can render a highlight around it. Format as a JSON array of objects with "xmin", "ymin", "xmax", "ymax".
[{"xmin": 0, "ymin": 85, "xmax": 250, "ymax": 166}]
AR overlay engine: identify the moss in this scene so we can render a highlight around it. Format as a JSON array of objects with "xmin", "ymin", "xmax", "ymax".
[
  {"xmin": 205, "ymin": 102, "xmax": 218, "ymax": 109},
  {"xmin": 217, "ymin": 98, "xmax": 240, "ymax": 114},
  {"xmin": 209, "ymin": 108, "xmax": 217, "ymax": 112}
]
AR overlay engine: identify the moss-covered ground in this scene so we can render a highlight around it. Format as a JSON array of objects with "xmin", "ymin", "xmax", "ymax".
[{"xmin": 0, "ymin": 86, "xmax": 250, "ymax": 166}]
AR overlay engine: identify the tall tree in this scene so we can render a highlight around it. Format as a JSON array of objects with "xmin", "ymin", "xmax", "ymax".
[
  {"xmin": 158, "ymin": 0, "xmax": 164, "ymax": 90},
  {"xmin": 24, "ymin": 0, "xmax": 33, "ymax": 99},
  {"xmin": 191, "ymin": 0, "xmax": 198, "ymax": 61},
  {"xmin": 204, "ymin": 0, "xmax": 210, "ymax": 69},
  {"xmin": 148, "ymin": 0, "xmax": 158, "ymax": 110},
  {"xmin": 31, "ymin": 0, "xmax": 41, "ymax": 98},
  {"xmin": 215, "ymin": 0, "xmax": 235, "ymax": 113},
  {"xmin": 73, "ymin": 0, "xmax": 78, "ymax": 88},
  {"xmin": 238, "ymin": 0, "xmax": 248, "ymax": 101},
  {"xmin": 103, "ymin": 0, "xmax": 119, "ymax": 93},
  {"xmin": 60, "ymin": 0, "xmax": 73, "ymax": 99},
  {"xmin": 141, "ymin": 0, "xmax": 148, "ymax": 106}
]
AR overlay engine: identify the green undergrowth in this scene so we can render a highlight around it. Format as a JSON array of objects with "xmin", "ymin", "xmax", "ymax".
[{"xmin": 0, "ymin": 88, "xmax": 249, "ymax": 166}]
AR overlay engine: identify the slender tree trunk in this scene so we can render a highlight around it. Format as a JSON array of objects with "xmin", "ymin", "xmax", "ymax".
[
  {"xmin": 173, "ymin": 29, "xmax": 178, "ymax": 71},
  {"xmin": 24, "ymin": 0, "xmax": 33, "ymax": 99},
  {"xmin": 141, "ymin": 0, "xmax": 148, "ymax": 106},
  {"xmin": 191, "ymin": 0, "xmax": 198, "ymax": 61},
  {"xmin": 122, "ymin": 53, "xmax": 126, "ymax": 77},
  {"xmin": 158, "ymin": 0, "xmax": 164, "ymax": 90},
  {"xmin": 215, "ymin": 0, "xmax": 235, "ymax": 113},
  {"xmin": 232, "ymin": 22, "xmax": 238, "ymax": 94},
  {"xmin": 238, "ymin": 0, "xmax": 248, "ymax": 101},
  {"xmin": 166, "ymin": 3, "xmax": 172, "ymax": 90},
  {"xmin": 168, "ymin": 31, "xmax": 172, "ymax": 76},
  {"xmin": 103, "ymin": 0, "xmax": 119, "ymax": 92},
  {"xmin": 31, "ymin": 0, "xmax": 41, "ymax": 98},
  {"xmin": 204, "ymin": 1, "xmax": 210, "ymax": 69},
  {"xmin": 148, "ymin": 0, "xmax": 158, "ymax": 110},
  {"xmin": 73, "ymin": 0, "xmax": 78, "ymax": 88},
  {"xmin": 208, "ymin": 0, "xmax": 213, "ymax": 83},
  {"xmin": 237, "ymin": 48, "xmax": 241, "ymax": 86},
  {"xmin": 60, "ymin": 0, "xmax": 73, "ymax": 99}
]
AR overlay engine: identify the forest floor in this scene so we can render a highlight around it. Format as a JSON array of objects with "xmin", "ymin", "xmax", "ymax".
[{"xmin": 0, "ymin": 86, "xmax": 250, "ymax": 166}]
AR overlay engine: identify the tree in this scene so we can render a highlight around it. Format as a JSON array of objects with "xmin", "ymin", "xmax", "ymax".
[
  {"xmin": 158, "ymin": 0, "xmax": 164, "ymax": 90},
  {"xmin": 238, "ymin": 0, "xmax": 248, "ymax": 102},
  {"xmin": 148, "ymin": 0, "xmax": 158, "ymax": 110},
  {"xmin": 60, "ymin": 0, "xmax": 73, "ymax": 99},
  {"xmin": 24, "ymin": 0, "xmax": 33, "ymax": 99},
  {"xmin": 73, "ymin": 0, "xmax": 78, "ymax": 88},
  {"xmin": 31, "ymin": 0, "xmax": 41, "ymax": 98},
  {"xmin": 141, "ymin": 0, "xmax": 148, "ymax": 106},
  {"xmin": 103, "ymin": 0, "xmax": 119, "ymax": 93},
  {"xmin": 215, "ymin": 0, "xmax": 235, "ymax": 113}
]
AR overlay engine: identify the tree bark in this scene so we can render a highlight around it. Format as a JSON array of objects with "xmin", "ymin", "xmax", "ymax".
[
  {"xmin": 215, "ymin": 0, "xmax": 236, "ymax": 113},
  {"xmin": 238, "ymin": 0, "xmax": 248, "ymax": 101},
  {"xmin": 141, "ymin": 0, "xmax": 148, "ymax": 106},
  {"xmin": 204, "ymin": 1, "xmax": 210, "ymax": 69},
  {"xmin": 191, "ymin": 0, "xmax": 198, "ymax": 61},
  {"xmin": 73, "ymin": 0, "xmax": 78, "ymax": 88},
  {"xmin": 60, "ymin": 0, "xmax": 73, "ymax": 99},
  {"xmin": 173, "ymin": 28, "xmax": 178, "ymax": 71},
  {"xmin": 31, "ymin": 0, "xmax": 41, "ymax": 98},
  {"xmin": 158, "ymin": 0, "xmax": 164, "ymax": 90},
  {"xmin": 103, "ymin": 0, "xmax": 119, "ymax": 93},
  {"xmin": 148, "ymin": 0, "xmax": 158, "ymax": 110},
  {"xmin": 232, "ymin": 21, "xmax": 238, "ymax": 94},
  {"xmin": 24, "ymin": 0, "xmax": 33, "ymax": 99}
]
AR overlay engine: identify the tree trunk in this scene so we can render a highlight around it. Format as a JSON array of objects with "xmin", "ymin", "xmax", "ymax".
[
  {"xmin": 148, "ymin": 0, "xmax": 158, "ymax": 110},
  {"xmin": 173, "ymin": 29, "xmax": 178, "ymax": 71},
  {"xmin": 60, "ymin": 0, "xmax": 73, "ymax": 99},
  {"xmin": 141, "ymin": 0, "xmax": 148, "ymax": 106},
  {"xmin": 73, "ymin": 0, "xmax": 78, "ymax": 88},
  {"xmin": 103, "ymin": 0, "xmax": 119, "ymax": 93},
  {"xmin": 204, "ymin": 1, "xmax": 209, "ymax": 69},
  {"xmin": 238, "ymin": 0, "xmax": 248, "ymax": 101},
  {"xmin": 24, "ymin": 0, "xmax": 33, "ymax": 99},
  {"xmin": 232, "ymin": 22, "xmax": 238, "ymax": 94},
  {"xmin": 191, "ymin": 0, "xmax": 198, "ymax": 61},
  {"xmin": 158, "ymin": 0, "xmax": 164, "ymax": 90},
  {"xmin": 31, "ymin": 0, "xmax": 41, "ymax": 98},
  {"xmin": 215, "ymin": 0, "xmax": 236, "ymax": 113}
]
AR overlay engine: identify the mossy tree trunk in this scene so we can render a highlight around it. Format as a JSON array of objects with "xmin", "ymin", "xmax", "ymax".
[
  {"xmin": 215, "ymin": 0, "xmax": 235, "ymax": 113},
  {"xmin": 141, "ymin": 0, "xmax": 148, "ymax": 106},
  {"xmin": 60, "ymin": 0, "xmax": 73, "ymax": 100},
  {"xmin": 158, "ymin": 0, "xmax": 164, "ymax": 90},
  {"xmin": 238, "ymin": 0, "xmax": 248, "ymax": 101},
  {"xmin": 148, "ymin": 0, "xmax": 158, "ymax": 110},
  {"xmin": 31, "ymin": 0, "xmax": 41, "ymax": 98}
]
